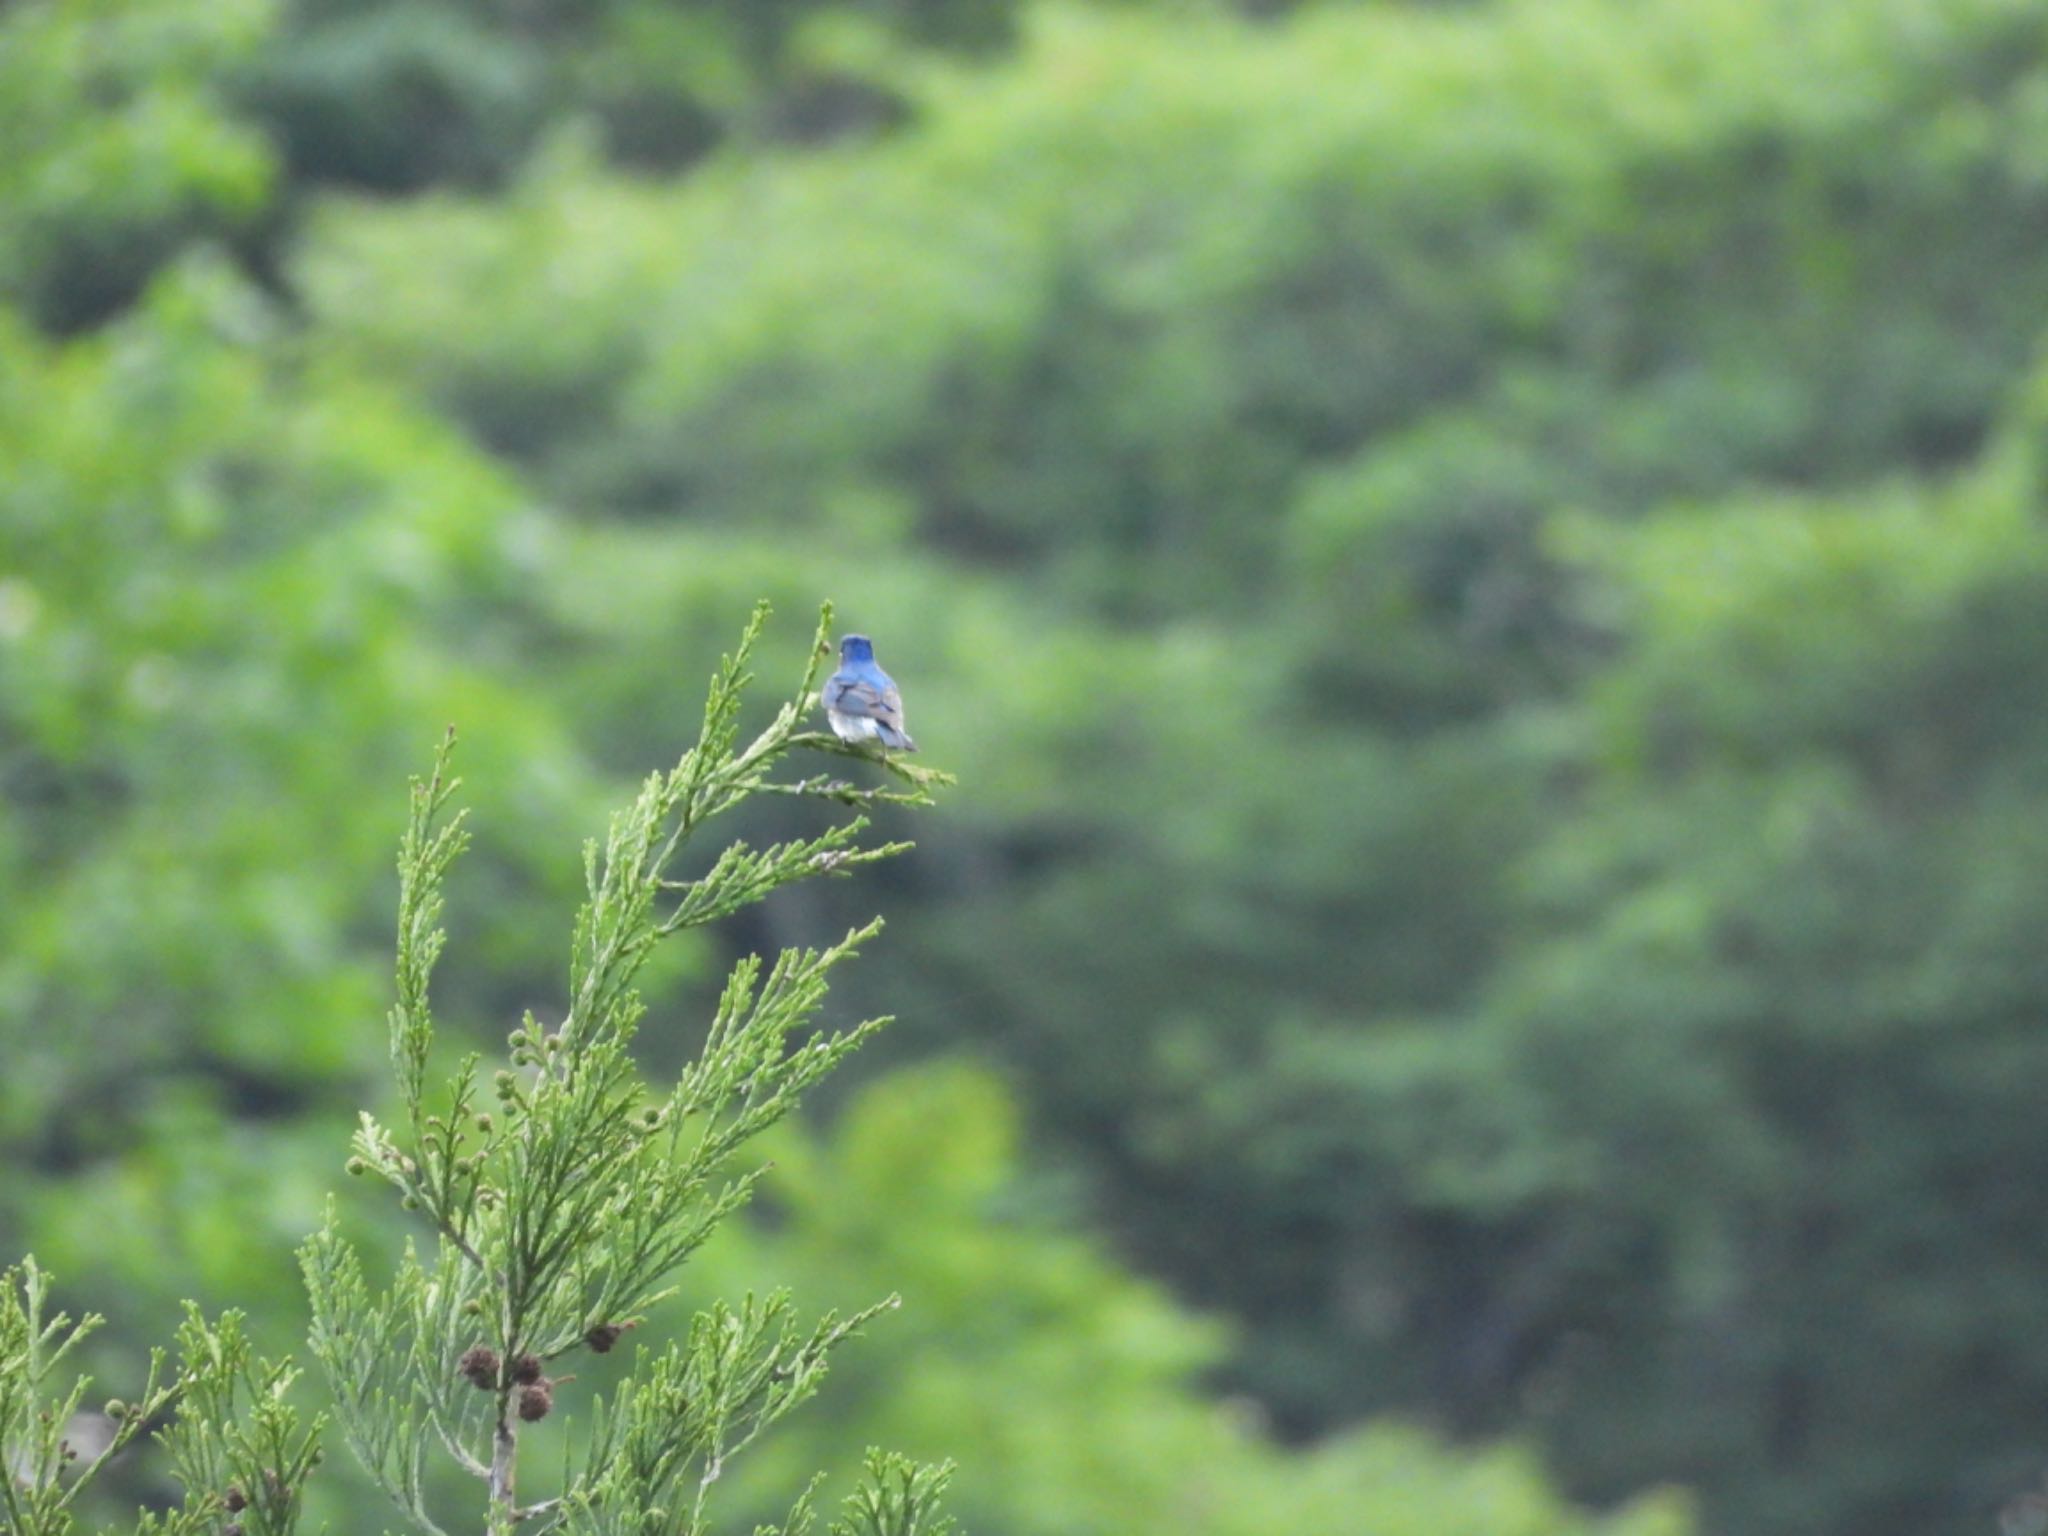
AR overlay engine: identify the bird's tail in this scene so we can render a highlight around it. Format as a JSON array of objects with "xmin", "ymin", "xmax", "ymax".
[{"xmin": 876, "ymin": 723, "xmax": 918, "ymax": 752}]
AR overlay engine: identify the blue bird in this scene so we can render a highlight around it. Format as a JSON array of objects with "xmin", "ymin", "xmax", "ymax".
[{"xmin": 822, "ymin": 634, "xmax": 917, "ymax": 752}]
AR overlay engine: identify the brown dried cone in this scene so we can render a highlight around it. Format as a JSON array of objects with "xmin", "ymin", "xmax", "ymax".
[
  {"xmin": 516, "ymin": 1381, "xmax": 554, "ymax": 1423},
  {"xmin": 224, "ymin": 1486, "xmax": 249, "ymax": 1512},
  {"xmin": 458, "ymin": 1345, "xmax": 500, "ymax": 1390},
  {"xmin": 584, "ymin": 1323, "xmax": 624, "ymax": 1354},
  {"xmin": 510, "ymin": 1352, "xmax": 544, "ymax": 1385}
]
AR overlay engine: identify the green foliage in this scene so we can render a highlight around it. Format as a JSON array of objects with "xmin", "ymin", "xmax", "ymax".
[
  {"xmin": 300, "ymin": 0, "xmax": 2048, "ymax": 607},
  {"xmin": 279, "ymin": 2, "xmax": 2048, "ymax": 1523},
  {"xmin": 0, "ymin": 0, "xmax": 274, "ymax": 330},
  {"xmin": 0, "ymin": 1260, "xmax": 176, "ymax": 1536},
  {"xmin": 1375, "ymin": 456, "xmax": 2048, "ymax": 1531},
  {"xmin": 305, "ymin": 606, "xmax": 955, "ymax": 1534},
  {"xmin": 0, "ymin": 255, "xmax": 594, "ymax": 1367},
  {"xmin": 683, "ymin": 1062, "xmax": 1691, "ymax": 1536},
  {"xmin": 138, "ymin": 1308, "xmax": 322, "ymax": 1536},
  {"xmin": 12, "ymin": 0, "xmax": 2048, "ymax": 1532},
  {"xmin": 3, "ymin": 607, "xmax": 959, "ymax": 1535},
  {"xmin": 820, "ymin": 1451, "xmax": 957, "ymax": 1536},
  {"xmin": 241, "ymin": 0, "xmax": 1034, "ymax": 192},
  {"xmin": 0, "ymin": 1262, "xmax": 317, "ymax": 1536}
]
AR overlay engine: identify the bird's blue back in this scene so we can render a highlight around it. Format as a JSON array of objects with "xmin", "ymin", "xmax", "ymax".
[{"xmin": 836, "ymin": 656, "xmax": 894, "ymax": 691}]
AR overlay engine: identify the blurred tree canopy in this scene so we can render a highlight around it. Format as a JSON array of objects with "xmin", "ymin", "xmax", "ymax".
[{"xmin": 8, "ymin": 0, "xmax": 2048, "ymax": 1533}]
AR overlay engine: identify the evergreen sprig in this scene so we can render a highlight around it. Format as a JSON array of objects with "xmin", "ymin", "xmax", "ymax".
[
  {"xmin": 138, "ymin": 1309, "xmax": 323, "ymax": 1536},
  {"xmin": 0, "ymin": 601, "xmax": 956, "ymax": 1536},
  {"xmin": 305, "ymin": 601, "xmax": 959, "ymax": 1536},
  {"xmin": 0, "ymin": 1259, "xmax": 173, "ymax": 1536},
  {"xmin": 0, "ymin": 1260, "xmax": 316, "ymax": 1536}
]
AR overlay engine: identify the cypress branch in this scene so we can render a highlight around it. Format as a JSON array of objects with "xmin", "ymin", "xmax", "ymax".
[
  {"xmin": 308, "ymin": 600, "xmax": 959, "ymax": 1535},
  {"xmin": 0, "ymin": 602, "xmax": 959, "ymax": 1536}
]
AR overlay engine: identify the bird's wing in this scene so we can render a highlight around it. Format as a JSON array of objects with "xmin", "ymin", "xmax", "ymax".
[
  {"xmin": 878, "ymin": 681, "xmax": 907, "ymax": 732},
  {"xmin": 826, "ymin": 672, "xmax": 906, "ymax": 730}
]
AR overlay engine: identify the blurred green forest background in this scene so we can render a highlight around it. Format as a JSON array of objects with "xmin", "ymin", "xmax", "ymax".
[{"xmin": 7, "ymin": 0, "xmax": 2048, "ymax": 1532}]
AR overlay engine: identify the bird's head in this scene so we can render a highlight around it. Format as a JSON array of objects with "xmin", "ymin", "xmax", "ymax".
[{"xmin": 839, "ymin": 634, "xmax": 876, "ymax": 664}]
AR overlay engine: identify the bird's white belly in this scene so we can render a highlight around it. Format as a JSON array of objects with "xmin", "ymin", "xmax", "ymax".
[{"xmin": 827, "ymin": 710, "xmax": 882, "ymax": 742}]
